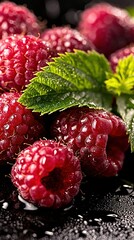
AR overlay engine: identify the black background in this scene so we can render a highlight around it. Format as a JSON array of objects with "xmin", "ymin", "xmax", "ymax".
[{"xmin": 5, "ymin": 0, "xmax": 134, "ymax": 28}]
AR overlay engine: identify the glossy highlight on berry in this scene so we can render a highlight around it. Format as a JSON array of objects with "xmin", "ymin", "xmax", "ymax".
[
  {"xmin": 11, "ymin": 139, "xmax": 82, "ymax": 208},
  {"xmin": 51, "ymin": 107, "xmax": 129, "ymax": 177}
]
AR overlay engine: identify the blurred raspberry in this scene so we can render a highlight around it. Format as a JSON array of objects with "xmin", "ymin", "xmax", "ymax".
[
  {"xmin": 109, "ymin": 45, "xmax": 134, "ymax": 71},
  {"xmin": 41, "ymin": 26, "xmax": 95, "ymax": 54},
  {"xmin": 78, "ymin": 3, "xmax": 133, "ymax": 57},
  {"xmin": 0, "ymin": 1, "xmax": 41, "ymax": 39}
]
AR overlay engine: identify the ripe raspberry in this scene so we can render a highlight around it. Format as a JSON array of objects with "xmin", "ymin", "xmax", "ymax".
[
  {"xmin": 51, "ymin": 107, "xmax": 129, "ymax": 177},
  {"xmin": 41, "ymin": 26, "xmax": 95, "ymax": 54},
  {"xmin": 0, "ymin": 34, "xmax": 56, "ymax": 92},
  {"xmin": 0, "ymin": 1, "xmax": 41, "ymax": 39},
  {"xmin": 0, "ymin": 92, "xmax": 45, "ymax": 161},
  {"xmin": 11, "ymin": 139, "xmax": 82, "ymax": 208},
  {"xmin": 109, "ymin": 45, "xmax": 134, "ymax": 71},
  {"xmin": 78, "ymin": 3, "xmax": 133, "ymax": 57}
]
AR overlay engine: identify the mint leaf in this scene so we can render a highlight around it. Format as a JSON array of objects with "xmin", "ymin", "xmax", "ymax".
[
  {"xmin": 105, "ymin": 55, "xmax": 134, "ymax": 95},
  {"xmin": 116, "ymin": 96, "xmax": 134, "ymax": 152},
  {"xmin": 126, "ymin": 6, "xmax": 134, "ymax": 17},
  {"xmin": 19, "ymin": 50, "xmax": 112, "ymax": 114}
]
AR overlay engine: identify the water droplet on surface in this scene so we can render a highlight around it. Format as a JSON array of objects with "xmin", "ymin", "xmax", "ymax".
[
  {"xmin": 18, "ymin": 195, "xmax": 38, "ymax": 211},
  {"xmin": 83, "ymin": 220, "xmax": 88, "ymax": 225},
  {"xmin": 63, "ymin": 204, "xmax": 74, "ymax": 212},
  {"xmin": 94, "ymin": 218, "xmax": 102, "ymax": 223},
  {"xmin": 78, "ymin": 229, "xmax": 88, "ymax": 238},
  {"xmin": 45, "ymin": 230, "xmax": 54, "ymax": 236},
  {"xmin": 2, "ymin": 202, "xmax": 8, "ymax": 209},
  {"xmin": 115, "ymin": 183, "xmax": 134, "ymax": 195},
  {"xmin": 106, "ymin": 213, "xmax": 119, "ymax": 219}
]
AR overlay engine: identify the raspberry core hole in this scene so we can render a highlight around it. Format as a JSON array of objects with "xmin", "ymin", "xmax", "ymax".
[{"xmin": 41, "ymin": 168, "xmax": 63, "ymax": 192}]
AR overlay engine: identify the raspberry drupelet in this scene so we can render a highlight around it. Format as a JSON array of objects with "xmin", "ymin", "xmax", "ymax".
[
  {"xmin": 41, "ymin": 26, "xmax": 95, "ymax": 54},
  {"xmin": 0, "ymin": 92, "xmax": 45, "ymax": 161},
  {"xmin": 11, "ymin": 139, "xmax": 82, "ymax": 208},
  {"xmin": 51, "ymin": 107, "xmax": 129, "ymax": 177},
  {"xmin": 0, "ymin": 34, "xmax": 56, "ymax": 92}
]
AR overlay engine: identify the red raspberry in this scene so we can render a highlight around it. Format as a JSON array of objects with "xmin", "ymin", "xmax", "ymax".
[
  {"xmin": 78, "ymin": 3, "xmax": 133, "ymax": 57},
  {"xmin": 0, "ymin": 92, "xmax": 45, "ymax": 161},
  {"xmin": 51, "ymin": 107, "xmax": 129, "ymax": 177},
  {"xmin": 0, "ymin": 34, "xmax": 56, "ymax": 92},
  {"xmin": 0, "ymin": 1, "xmax": 41, "ymax": 39},
  {"xmin": 109, "ymin": 45, "xmax": 134, "ymax": 71},
  {"xmin": 11, "ymin": 139, "xmax": 82, "ymax": 208},
  {"xmin": 41, "ymin": 26, "xmax": 95, "ymax": 54}
]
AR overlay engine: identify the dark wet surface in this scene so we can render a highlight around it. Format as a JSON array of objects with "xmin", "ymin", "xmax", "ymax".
[{"xmin": 0, "ymin": 151, "xmax": 133, "ymax": 239}]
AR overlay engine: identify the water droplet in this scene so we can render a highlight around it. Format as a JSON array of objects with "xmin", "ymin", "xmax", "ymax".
[
  {"xmin": 2, "ymin": 202, "xmax": 8, "ymax": 209},
  {"xmin": 123, "ymin": 184, "xmax": 133, "ymax": 189},
  {"xmin": 106, "ymin": 213, "xmax": 119, "ymax": 219},
  {"xmin": 45, "ymin": 231, "xmax": 54, "ymax": 236},
  {"xmin": 63, "ymin": 204, "xmax": 74, "ymax": 212},
  {"xmin": 32, "ymin": 233, "xmax": 37, "ymax": 238},
  {"xmin": 83, "ymin": 220, "xmax": 88, "ymax": 225},
  {"xmin": 18, "ymin": 195, "xmax": 38, "ymax": 211},
  {"xmin": 94, "ymin": 218, "xmax": 102, "ymax": 223},
  {"xmin": 79, "ymin": 230, "xmax": 88, "ymax": 238},
  {"xmin": 4, "ymin": 124, "xmax": 9, "ymax": 130},
  {"xmin": 23, "ymin": 229, "xmax": 28, "ymax": 235},
  {"xmin": 115, "ymin": 184, "xmax": 133, "ymax": 195}
]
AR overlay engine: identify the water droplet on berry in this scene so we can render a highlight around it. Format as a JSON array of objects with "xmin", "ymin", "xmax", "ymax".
[
  {"xmin": 4, "ymin": 124, "xmax": 9, "ymax": 130},
  {"xmin": 3, "ymin": 105, "xmax": 9, "ymax": 113}
]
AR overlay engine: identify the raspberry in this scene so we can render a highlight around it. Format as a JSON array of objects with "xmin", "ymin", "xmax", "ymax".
[
  {"xmin": 41, "ymin": 26, "xmax": 95, "ymax": 54},
  {"xmin": 0, "ymin": 1, "xmax": 41, "ymax": 39},
  {"xmin": 0, "ymin": 92, "xmax": 45, "ymax": 161},
  {"xmin": 109, "ymin": 45, "xmax": 134, "ymax": 71},
  {"xmin": 11, "ymin": 139, "xmax": 82, "ymax": 208},
  {"xmin": 78, "ymin": 3, "xmax": 133, "ymax": 57},
  {"xmin": 51, "ymin": 107, "xmax": 129, "ymax": 177},
  {"xmin": 0, "ymin": 34, "xmax": 56, "ymax": 92}
]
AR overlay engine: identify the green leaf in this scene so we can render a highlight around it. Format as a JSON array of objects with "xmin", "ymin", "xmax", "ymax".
[
  {"xmin": 116, "ymin": 95, "xmax": 134, "ymax": 152},
  {"xmin": 19, "ymin": 50, "xmax": 112, "ymax": 114},
  {"xmin": 126, "ymin": 6, "xmax": 134, "ymax": 17},
  {"xmin": 105, "ymin": 55, "xmax": 134, "ymax": 95}
]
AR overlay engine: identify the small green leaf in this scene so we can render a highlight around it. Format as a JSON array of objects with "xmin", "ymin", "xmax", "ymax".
[
  {"xmin": 116, "ymin": 95, "xmax": 134, "ymax": 152},
  {"xmin": 105, "ymin": 55, "xmax": 134, "ymax": 95},
  {"xmin": 126, "ymin": 6, "xmax": 134, "ymax": 17},
  {"xmin": 19, "ymin": 50, "xmax": 112, "ymax": 114}
]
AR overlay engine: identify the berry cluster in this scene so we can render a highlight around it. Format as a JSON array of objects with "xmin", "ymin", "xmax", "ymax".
[{"xmin": 0, "ymin": 1, "xmax": 131, "ymax": 209}]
